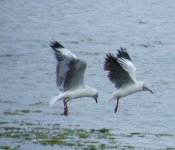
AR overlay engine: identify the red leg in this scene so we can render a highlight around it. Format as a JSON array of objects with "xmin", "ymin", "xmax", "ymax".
[{"xmin": 63, "ymin": 99, "xmax": 68, "ymax": 116}]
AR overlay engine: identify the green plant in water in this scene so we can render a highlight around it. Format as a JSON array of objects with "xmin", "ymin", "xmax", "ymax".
[
  {"xmin": 78, "ymin": 133, "xmax": 89, "ymax": 138},
  {"xmin": 100, "ymin": 144, "xmax": 106, "ymax": 150},
  {"xmin": 166, "ymin": 148, "xmax": 175, "ymax": 150},
  {"xmin": 99, "ymin": 128, "xmax": 109, "ymax": 133},
  {"xmin": 0, "ymin": 145, "xmax": 20, "ymax": 150},
  {"xmin": 84, "ymin": 145, "xmax": 97, "ymax": 150}
]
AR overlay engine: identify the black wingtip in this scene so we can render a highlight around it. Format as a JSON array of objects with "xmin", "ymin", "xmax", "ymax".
[
  {"xmin": 50, "ymin": 41, "xmax": 64, "ymax": 49},
  {"xmin": 118, "ymin": 47, "xmax": 126, "ymax": 52},
  {"xmin": 117, "ymin": 47, "xmax": 132, "ymax": 61},
  {"xmin": 104, "ymin": 53, "xmax": 117, "ymax": 70}
]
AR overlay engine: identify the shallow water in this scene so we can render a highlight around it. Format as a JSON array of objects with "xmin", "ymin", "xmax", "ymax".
[{"xmin": 0, "ymin": 0, "xmax": 175, "ymax": 149}]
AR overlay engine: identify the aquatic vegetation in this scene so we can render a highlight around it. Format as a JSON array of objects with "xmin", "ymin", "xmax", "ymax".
[
  {"xmin": 23, "ymin": 122, "xmax": 34, "ymax": 126},
  {"xmin": 166, "ymin": 148, "xmax": 175, "ymax": 150},
  {"xmin": 126, "ymin": 132, "xmax": 142, "ymax": 137},
  {"xmin": 90, "ymin": 129, "xmax": 96, "ymax": 133},
  {"xmin": 3, "ymin": 109, "xmax": 42, "ymax": 115},
  {"xmin": 28, "ymin": 109, "xmax": 42, "ymax": 113},
  {"xmin": 100, "ymin": 144, "xmax": 106, "ymax": 150},
  {"xmin": 124, "ymin": 144, "xmax": 135, "ymax": 149},
  {"xmin": 0, "ymin": 99, "xmax": 15, "ymax": 104},
  {"xmin": 1, "ymin": 121, "xmax": 174, "ymax": 149},
  {"xmin": 35, "ymin": 132, "xmax": 48, "ymax": 139},
  {"xmin": 99, "ymin": 128, "xmax": 109, "ymax": 133},
  {"xmin": 29, "ymin": 101, "xmax": 44, "ymax": 106},
  {"xmin": 154, "ymin": 133, "xmax": 173, "ymax": 137},
  {"xmin": 78, "ymin": 133, "xmax": 90, "ymax": 138},
  {"xmin": 3, "ymin": 111, "xmax": 21, "ymax": 115},
  {"xmin": 0, "ymin": 122, "xmax": 119, "ymax": 149},
  {"xmin": 130, "ymin": 132, "xmax": 141, "ymax": 135},
  {"xmin": 139, "ymin": 44, "xmax": 152, "ymax": 48},
  {"xmin": 83, "ymin": 140, "xmax": 99, "ymax": 144},
  {"xmin": 84, "ymin": 145, "xmax": 97, "ymax": 150},
  {"xmin": 0, "ymin": 146, "xmax": 12, "ymax": 150},
  {"xmin": 34, "ymin": 138, "xmax": 75, "ymax": 146},
  {"xmin": 0, "ymin": 145, "xmax": 20, "ymax": 150},
  {"xmin": 0, "ymin": 121, "xmax": 8, "ymax": 125}
]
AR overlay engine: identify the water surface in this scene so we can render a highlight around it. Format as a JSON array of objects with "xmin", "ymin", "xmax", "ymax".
[{"xmin": 0, "ymin": 0, "xmax": 175, "ymax": 149}]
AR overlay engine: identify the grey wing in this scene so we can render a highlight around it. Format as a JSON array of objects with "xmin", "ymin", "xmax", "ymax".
[
  {"xmin": 104, "ymin": 53, "xmax": 134, "ymax": 88},
  {"xmin": 57, "ymin": 58, "xmax": 87, "ymax": 91},
  {"xmin": 50, "ymin": 40, "xmax": 83, "ymax": 91},
  {"xmin": 56, "ymin": 59, "xmax": 70, "ymax": 91}
]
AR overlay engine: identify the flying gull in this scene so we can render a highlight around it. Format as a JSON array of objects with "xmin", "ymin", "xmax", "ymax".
[
  {"xmin": 49, "ymin": 41, "xmax": 98, "ymax": 116},
  {"xmin": 104, "ymin": 48, "xmax": 153, "ymax": 113}
]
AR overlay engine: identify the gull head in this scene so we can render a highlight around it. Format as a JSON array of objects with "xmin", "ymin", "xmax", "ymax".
[{"xmin": 142, "ymin": 83, "xmax": 153, "ymax": 94}]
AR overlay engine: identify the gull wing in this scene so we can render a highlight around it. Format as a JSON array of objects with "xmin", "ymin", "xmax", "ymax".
[
  {"xmin": 50, "ymin": 41, "xmax": 87, "ymax": 91},
  {"xmin": 104, "ymin": 48, "xmax": 136, "ymax": 88}
]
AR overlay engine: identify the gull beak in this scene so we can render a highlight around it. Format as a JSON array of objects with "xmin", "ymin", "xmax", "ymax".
[
  {"xmin": 94, "ymin": 97, "xmax": 98, "ymax": 103},
  {"xmin": 148, "ymin": 89, "xmax": 154, "ymax": 94},
  {"xmin": 145, "ymin": 87, "xmax": 154, "ymax": 94},
  {"xmin": 143, "ymin": 84, "xmax": 153, "ymax": 94}
]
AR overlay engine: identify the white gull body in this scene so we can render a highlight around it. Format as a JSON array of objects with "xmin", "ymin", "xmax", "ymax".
[
  {"xmin": 104, "ymin": 48, "xmax": 153, "ymax": 113},
  {"xmin": 49, "ymin": 41, "xmax": 98, "ymax": 115},
  {"xmin": 50, "ymin": 86, "xmax": 97, "ymax": 106}
]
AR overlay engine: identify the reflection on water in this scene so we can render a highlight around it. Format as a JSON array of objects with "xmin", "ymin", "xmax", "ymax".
[{"xmin": 0, "ymin": 0, "xmax": 175, "ymax": 149}]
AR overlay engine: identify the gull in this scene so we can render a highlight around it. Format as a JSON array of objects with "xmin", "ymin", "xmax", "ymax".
[
  {"xmin": 104, "ymin": 48, "xmax": 153, "ymax": 113},
  {"xmin": 49, "ymin": 41, "xmax": 98, "ymax": 116}
]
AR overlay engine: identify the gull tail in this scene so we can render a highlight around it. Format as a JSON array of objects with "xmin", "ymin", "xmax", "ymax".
[
  {"xmin": 49, "ymin": 95, "xmax": 60, "ymax": 107},
  {"xmin": 49, "ymin": 93, "xmax": 66, "ymax": 107}
]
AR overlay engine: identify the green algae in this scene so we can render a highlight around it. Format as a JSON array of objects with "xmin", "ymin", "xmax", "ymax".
[
  {"xmin": 29, "ymin": 102, "xmax": 44, "ymax": 106},
  {"xmin": 100, "ymin": 144, "xmax": 106, "ymax": 150},
  {"xmin": 78, "ymin": 133, "xmax": 90, "ymax": 138},
  {"xmin": 23, "ymin": 122, "xmax": 34, "ymax": 126},
  {"xmin": 0, "ymin": 123, "xmax": 118, "ymax": 149},
  {"xmin": 130, "ymin": 132, "xmax": 141, "ymax": 135},
  {"xmin": 1, "ymin": 122, "xmax": 174, "ymax": 150},
  {"xmin": 3, "ymin": 109, "xmax": 42, "ymax": 115},
  {"xmin": 84, "ymin": 145, "xmax": 97, "ymax": 150},
  {"xmin": 34, "ymin": 138, "xmax": 75, "ymax": 146},
  {"xmin": 0, "ymin": 121, "xmax": 8, "ymax": 125},
  {"xmin": 32, "ymin": 110, "xmax": 42, "ymax": 113},
  {"xmin": 35, "ymin": 132, "xmax": 49, "ymax": 139},
  {"xmin": 139, "ymin": 43, "xmax": 152, "ymax": 48},
  {"xmin": 154, "ymin": 133, "xmax": 173, "ymax": 137},
  {"xmin": 3, "ymin": 111, "xmax": 21, "ymax": 115},
  {"xmin": 124, "ymin": 144, "xmax": 135, "ymax": 149},
  {"xmin": 0, "ymin": 146, "xmax": 12, "ymax": 150},
  {"xmin": 0, "ymin": 100, "xmax": 15, "ymax": 104},
  {"xmin": 20, "ymin": 110, "xmax": 30, "ymax": 113},
  {"xmin": 126, "ymin": 132, "xmax": 142, "ymax": 137},
  {"xmin": 0, "ymin": 145, "xmax": 20, "ymax": 150},
  {"xmin": 166, "ymin": 148, "xmax": 175, "ymax": 150},
  {"xmin": 99, "ymin": 128, "xmax": 109, "ymax": 133},
  {"xmin": 109, "ymin": 139, "xmax": 117, "ymax": 145},
  {"xmin": 83, "ymin": 140, "xmax": 99, "ymax": 144}
]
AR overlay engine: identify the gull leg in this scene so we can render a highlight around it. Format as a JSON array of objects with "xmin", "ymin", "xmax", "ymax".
[
  {"xmin": 63, "ymin": 99, "xmax": 69, "ymax": 116},
  {"xmin": 114, "ymin": 98, "xmax": 120, "ymax": 113}
]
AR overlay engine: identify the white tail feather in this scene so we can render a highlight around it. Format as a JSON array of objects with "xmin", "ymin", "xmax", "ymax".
[
  {"xmin": 49, "ymin": 92, "xmax": 66, "ymax": 107},
  {"xmin": 49, "ymin": 95, "xmax": 59, "ymax": 107}
]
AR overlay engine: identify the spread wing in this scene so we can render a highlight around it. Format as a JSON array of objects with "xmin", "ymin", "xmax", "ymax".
[
  {"xmin": 50, "ymin": 41, "xmax": 87, "ymax": 91},
  {"xmin": 104, "ymin": 48, "xmax": 136, "ymax": 88}
]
